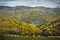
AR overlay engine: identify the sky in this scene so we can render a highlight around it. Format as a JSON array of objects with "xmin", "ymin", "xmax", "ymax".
[{"xmin": 0, "ymin": 0, "xmax": 60, "ymax": 8}]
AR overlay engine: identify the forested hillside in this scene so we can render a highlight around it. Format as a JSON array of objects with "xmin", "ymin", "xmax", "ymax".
[{"xmin": 0, "ymin": 6, "xmax": 60, "ymax": 36}]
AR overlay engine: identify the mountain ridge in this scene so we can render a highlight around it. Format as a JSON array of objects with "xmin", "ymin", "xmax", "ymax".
[
  {"xmin": 0, "ymin": 6, "xmax": 60, "ymax": 26},
  {"xmin": 0, "ymin": 6, "xmax": 60, "ymax": 10}
]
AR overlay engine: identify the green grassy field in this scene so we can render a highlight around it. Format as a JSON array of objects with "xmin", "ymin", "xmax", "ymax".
[{"xmin": 0, "ymin": 36, "xmax": 60, "ymax": 40}]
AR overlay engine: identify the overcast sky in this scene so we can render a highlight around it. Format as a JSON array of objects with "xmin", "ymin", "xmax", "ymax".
[{"xmin": 0, "ymin": 0, "xmax": 60, "ymax": 8}]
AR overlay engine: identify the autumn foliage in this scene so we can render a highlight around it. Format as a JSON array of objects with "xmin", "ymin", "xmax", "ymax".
[{"xmin": 0, "ymin": 17, "xmax": 60, "ymax": 36}]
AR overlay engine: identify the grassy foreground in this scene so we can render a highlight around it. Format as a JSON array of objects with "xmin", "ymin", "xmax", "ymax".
[{"xmin": 0, "ymin": 36, "xmax": 60, "ymax": 40}]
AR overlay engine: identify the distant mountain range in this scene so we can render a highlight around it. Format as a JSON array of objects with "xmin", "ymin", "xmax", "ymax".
[
  {"xmin": 0, "ymin": 6, "xmax": 60, "ymax": 10},
  {"xmin": 0, "ymin": 6, "xmax": 33, "ymax": 10}
]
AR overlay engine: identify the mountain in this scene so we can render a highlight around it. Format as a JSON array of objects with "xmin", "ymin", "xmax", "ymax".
[
  {"xmin": 0, "ymin": 6, "xmax": 33, "ymax": 10},
  {"xmin": 0, "ymin": 6, "xmax": 60, "ymax": 36},
  {"xmin": 0, "ymin": 6, "xmax": 13, "ymax": 10},
  {"xmin": 15, "ymin": 6, "xmax": 33, "ymax": 9},
  {"xmin": 0, "ymin": 6, "xmax": 60, "ymax": 26}
]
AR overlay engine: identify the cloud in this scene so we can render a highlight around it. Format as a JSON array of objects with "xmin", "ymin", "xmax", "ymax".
[
  {"xmin": 0, "ymin": 0, "xmax": 15, "ymax": 1},
  {"xmin": 0, "ymin": 0, "xmax": 60, "ymax": 8}
]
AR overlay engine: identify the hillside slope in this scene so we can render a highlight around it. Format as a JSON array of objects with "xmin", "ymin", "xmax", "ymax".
[{"xmin": 0, "ymin": 6, "xmax": 60, "ymax": 26}]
